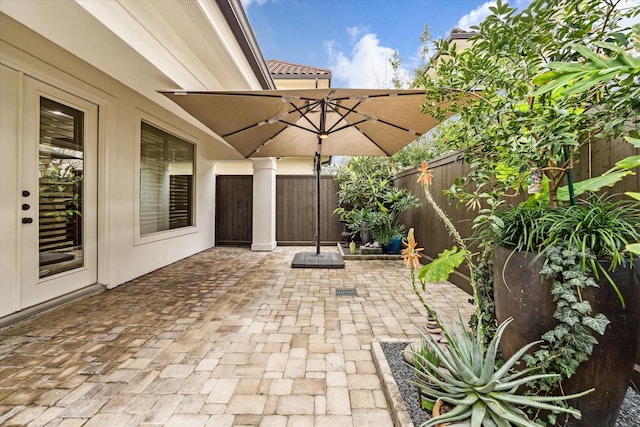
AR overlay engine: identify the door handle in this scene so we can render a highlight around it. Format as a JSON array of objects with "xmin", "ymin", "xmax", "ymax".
[
  {"xmin": 22, "ymin": 204, "xmax": 30, "ymax": 211},
  {"xmin": 22, "ymin": 217, "xmax": 33, "ymax": 224},
  {"xmin": 22, "ymin": 190, "xmax": 30, "ymax": 197}
]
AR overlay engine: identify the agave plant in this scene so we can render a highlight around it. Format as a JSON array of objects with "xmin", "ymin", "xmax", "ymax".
[{"xmin": 411, "ymin": 315, "xmax": 592, "ymax": 427}]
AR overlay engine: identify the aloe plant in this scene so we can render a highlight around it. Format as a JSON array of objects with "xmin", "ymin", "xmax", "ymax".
[
  {"xmin": 411, "ymin": 316, "xmax": 592, "ymax": 427},
  {"xmin": 411, "ymin": 338, "xmax": 444, "ymax": 412}
]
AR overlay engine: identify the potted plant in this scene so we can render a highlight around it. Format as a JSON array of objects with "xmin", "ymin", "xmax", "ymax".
[
  {"xmin": 489, "ymin": 197, "xmax": 640, "ymax": 425},
  {"xmin": 403, "ymin": 336, "xmax": 443, "ymax": 413},
  {"xmin": 333, "ymin": 156, "xmax": 393, "ymax": 245},
  {"xmin": 333, "ymin": 156, "xmax": 419, "ymax": 253},
  {"xmin": 370, "ymin": 187, "xmax": 420, "ymax": 253},
  {"xmin": 417, "ymin": 1, "xmax": 640, "ymax": 425},
  {"xmin": 337, "ymin": 207, "xmax": 375, "ymax": 244}
]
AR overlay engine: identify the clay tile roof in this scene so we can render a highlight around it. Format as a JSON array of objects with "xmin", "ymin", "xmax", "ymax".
[
  {"xmin": 447, "ymin": 28, "xmax": 478, "ymax": 40},
  {"xmin": 266, "ymin": 59, "xmax": 332, "ymax": 77}
]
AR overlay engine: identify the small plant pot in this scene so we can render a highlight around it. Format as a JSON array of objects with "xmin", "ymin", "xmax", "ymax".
[
  {"xmin": 415, "ymin": 375, "xmax": 440, "ymax": 412},
  {"xmin": 360, "ymin": 228, "xmax": 373, "ymax": 244},
  {"xmin": 431, "ymin": 399, "xmax": 453, "ymax": 427},
  {"xmin": 381, "ymin": 236, "xmax": 402, "ymax": 254}
]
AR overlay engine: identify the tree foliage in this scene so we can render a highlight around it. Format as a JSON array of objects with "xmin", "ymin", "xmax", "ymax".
[
  {"xmin": 417, "ymin": 0, "xmax": 639, "ymax": 208},
  {"xmin": 392, "ymin": 119, "xmax": 459, "ymax": 170},
  {"xmin": 408, "ymin": 1, "xmax": 640, "ymax": 413}
]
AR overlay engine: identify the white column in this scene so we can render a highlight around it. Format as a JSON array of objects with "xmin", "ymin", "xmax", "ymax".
[{"xmin": 251, "ymin": 158, "xmax": 277, "ymax": 251}]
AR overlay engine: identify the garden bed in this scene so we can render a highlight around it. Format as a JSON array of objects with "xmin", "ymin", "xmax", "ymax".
[
  {"xmin": 373, "ymin": 340, "xmax": 640, "ymax": 427},
  {"xmin": 336, "ymin": 243, "xmax": 403, "ymax": 260}
]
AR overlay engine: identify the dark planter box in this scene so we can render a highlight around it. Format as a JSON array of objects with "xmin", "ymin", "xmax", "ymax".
[{"xmin": 494, "ymin": 246, "xmax": 640, "ymax": 427}]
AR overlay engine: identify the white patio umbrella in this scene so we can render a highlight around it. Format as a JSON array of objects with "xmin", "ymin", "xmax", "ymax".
[{"xmin": 160, "ymin": 88, "xmax": 448, "ymax": 267}]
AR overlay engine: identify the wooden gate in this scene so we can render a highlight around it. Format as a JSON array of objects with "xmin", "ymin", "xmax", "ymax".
[
  {"xmin": 215, "ymin": 175, "xmax": 252, "ymax": 245},
  {"xmin": 215, "ymin": 175, "xmax": 343, "ymax": 246}
]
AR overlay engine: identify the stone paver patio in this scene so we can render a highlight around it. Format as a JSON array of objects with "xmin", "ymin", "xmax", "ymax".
[{"xmin": 0, "ymin": 246, "xmax": 474, "ymax": 426}]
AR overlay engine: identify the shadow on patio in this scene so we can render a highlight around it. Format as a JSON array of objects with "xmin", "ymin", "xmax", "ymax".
[{"xmin": 0, "ymin": 246, "xmax": 473, "ymax": 426}]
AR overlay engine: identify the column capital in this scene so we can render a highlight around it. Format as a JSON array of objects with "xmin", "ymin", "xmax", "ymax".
[{"xmin": 251, "ymin": 157, "xmax": 277, "ymax": 171}]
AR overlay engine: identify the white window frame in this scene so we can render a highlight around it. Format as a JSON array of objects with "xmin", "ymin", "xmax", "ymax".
[{"xmin": 134, "ymin": 113, "xmax": 198, "ymax": 245}]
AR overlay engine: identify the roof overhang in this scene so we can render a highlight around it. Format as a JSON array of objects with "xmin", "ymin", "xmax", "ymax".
[{"xmin": 0, "ymin": 0, "xmax": 274, "ymax": 95}]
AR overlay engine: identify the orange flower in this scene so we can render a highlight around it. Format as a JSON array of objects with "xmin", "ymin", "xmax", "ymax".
[
  {"xmin": 401, "ymin": 228, "xmax": 423, "ymax": 269},
  {"xmin": 417, "ymin": 161, "xmax": 433, "ymax": 187}
]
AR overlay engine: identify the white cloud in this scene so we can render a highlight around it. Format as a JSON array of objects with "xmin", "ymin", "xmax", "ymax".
[
  {"xmin": 456, "ymin": 1, "xmax": 495, "ymax": 30},
  {"xmin": 452, "ymin": 0, "xmax": 535, "ymax": 33},
  {"xmin": 514, "ymin": 0, "xmax": 533, "ymax": 7},
  {"xmin": 347, "ymin": 25, "xmax": 368, "ymax": 44},
  {"xmin": 326, "ymin": 33, "xmax": 411, "ymax": 88}
]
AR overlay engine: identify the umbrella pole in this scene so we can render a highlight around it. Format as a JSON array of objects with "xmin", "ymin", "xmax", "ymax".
[
  {"xmin": 315, "ymin": 98, "xmax": 327, "ymax": 256},
  {"xmin": 315, "ymin": 150, "xmax": 321, "ymax": 255},
  {"xmin": 291, "ymin": 97, "xmax": 342, "ymax": 269}
]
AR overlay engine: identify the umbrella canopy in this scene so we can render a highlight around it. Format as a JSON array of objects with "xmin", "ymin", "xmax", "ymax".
[
  {"xmin": 160, "ymin": 88, "xmax": 447, "ymax": 267},
  {"xmin": 159, "ymin": 88, "xmax": 446, "ymax": 158}
]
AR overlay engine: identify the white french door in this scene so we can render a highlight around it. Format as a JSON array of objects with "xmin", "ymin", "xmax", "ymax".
[{"xmin": 19, "ymin": 77, "xmax": 98, "ymax": 308}]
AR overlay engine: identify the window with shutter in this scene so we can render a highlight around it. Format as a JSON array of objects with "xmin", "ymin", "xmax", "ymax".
[{"xmin": 140, "ymin": 122, "xmax": 194, "ymax": 235}]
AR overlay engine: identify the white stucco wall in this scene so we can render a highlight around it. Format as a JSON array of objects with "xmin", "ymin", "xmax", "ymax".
[{"xmin": 0, "ymin": 13, "xmax": 245, "ymax": 317}]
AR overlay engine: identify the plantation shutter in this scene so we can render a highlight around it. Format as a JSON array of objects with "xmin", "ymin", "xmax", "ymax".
[{"xmin": 140, "ymin": 122, "xmax": 194, "ymax": 235}]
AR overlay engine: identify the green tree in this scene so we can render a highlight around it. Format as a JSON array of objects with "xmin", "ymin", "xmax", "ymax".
[
  {"xmin": 392, "ymin": 119, "xmax": 459, "ymax": 170},
  {"xmin": 389, "ymin": 23, "xmax": 457, "ymax": 168},
  {"xmin": 417, "ymin": 0, "xmax": 638, "ymax": 208},
  {"xmin": 534, "ymin": 22, "xmax": 640, "ymax": 254}
]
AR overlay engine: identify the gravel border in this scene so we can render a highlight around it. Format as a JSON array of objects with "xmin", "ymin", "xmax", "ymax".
[{"xmin": 377, "ymin": 341, "xmax": 640, "ymax": 427}]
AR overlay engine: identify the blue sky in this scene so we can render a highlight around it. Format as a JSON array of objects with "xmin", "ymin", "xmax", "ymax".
[{"xmin": 242, "ymin": 0, "xmax": 530, "ymax": 88}]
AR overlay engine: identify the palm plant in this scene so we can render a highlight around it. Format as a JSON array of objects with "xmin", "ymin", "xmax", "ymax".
[{"xmin": 369, "ymin": 187, "xmax": 420, "ymax": 245}]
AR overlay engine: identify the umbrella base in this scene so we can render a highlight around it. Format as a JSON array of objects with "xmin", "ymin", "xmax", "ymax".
[{"xmin": 291, "ymin": 251, "xmax": 345, "ymax": 269}]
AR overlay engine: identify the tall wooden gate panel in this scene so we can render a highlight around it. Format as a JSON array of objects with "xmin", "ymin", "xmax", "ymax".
[
  {"xmin": 275, "ymin": 175, "xmax": 342, "ymax": 245},
  {"xmin": 215, "ymin": 175, "xmax": 252, "ymax": 245}
]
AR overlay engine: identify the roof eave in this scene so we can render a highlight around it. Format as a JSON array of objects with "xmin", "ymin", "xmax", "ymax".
[
  {"xmin": 272, "ymin": 74, "xmax": 332, "ymax": 80},
  {"xmin": 218, "ymin": 0, "xmax": 275, "ymax": 90}
]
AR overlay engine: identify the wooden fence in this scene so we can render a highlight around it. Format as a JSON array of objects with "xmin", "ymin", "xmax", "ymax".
[
  {"xmin": 216, "ymin": 134, "xmax": 638, "ymax": 252},
  {"xmin": 396, "ymin": 136, "xmax": 639, "ymax": 291},
  {"xmin": 215, "ymin": 175, "xmax": 343, "ymax": 246},
  {"xmin": 394, "ymin": 152, "xmax": 477, "ymax": 294}
]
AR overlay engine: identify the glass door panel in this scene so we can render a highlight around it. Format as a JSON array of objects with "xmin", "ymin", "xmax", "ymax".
[{"xmin": 38, "ymin": 98, "xmax": 85, "ymax": 278}]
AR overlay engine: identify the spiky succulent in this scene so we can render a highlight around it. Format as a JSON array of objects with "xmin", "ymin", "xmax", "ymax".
[{"xmin": 411, "ymin": 316, "xmax": 592, "ymax": 427}]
